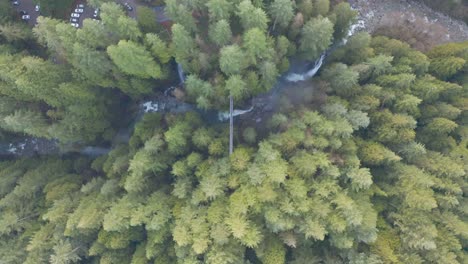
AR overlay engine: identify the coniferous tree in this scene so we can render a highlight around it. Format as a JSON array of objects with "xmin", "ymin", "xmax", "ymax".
[{"xmin": 299, "ymin": 16, "xmax": 334, "ymax": 60}]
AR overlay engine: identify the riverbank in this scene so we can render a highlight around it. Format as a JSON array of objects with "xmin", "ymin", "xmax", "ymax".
[
  {"xmin": 3, "ymin": 0, "xmax": 466, "ymax": 159},
  {"xmin": 349, "ymin": 0, "xmax": 468, "ymax": 44}
]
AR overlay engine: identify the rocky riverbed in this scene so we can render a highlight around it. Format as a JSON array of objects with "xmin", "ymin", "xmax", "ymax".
[{"xmin": 349, "ymin": 0, "xmax": 468, "ymax": 43}]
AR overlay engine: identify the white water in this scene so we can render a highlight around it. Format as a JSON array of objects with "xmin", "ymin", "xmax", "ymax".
[
  {"xmin": 218, "ymin": 106, "xmax": 254, "ymax": 121},
  {"xmin": 164, "ymin": 86, "xmax": 175, "ymax": 96},
  {"xmin": 142, "ymin": 101, "xmax": 162, "ymax": 112},
  {"xmin": 177, "ymin": 63, "xmax": 186, "ymax": 84},
  {"xmin": 80, "ymin": 146, "xmax": 111, "ymax": 157},
  {"xmin": 285, "ymin": 15, "xmax": 367, "ymax": 83},
  {"xmin": 285, "ymin": 54, "xmax": 326, "ymax": 82},
  {"xmin": 343, "ymin": 19, "xmax": 366, "ymax": 44},
  {"xmin": 7, "ymin": 138, "xmax": 37, "ymax": 154},
  {"xmin": 1, "ymin": 19, "xmax": 369, "ymax": 158}
]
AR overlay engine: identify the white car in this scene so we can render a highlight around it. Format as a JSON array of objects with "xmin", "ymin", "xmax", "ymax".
[
  {"xmin": 74, "ymin": 8, "xmax": 84, "ymax": 13},
  {"xmin": 123, "ymin": 3, "xmax": 133, "ymax": 11},
  {"xmin": 71, "ymin": 23, "xmax": 79, "ymax": 28},
  {"xmin": 93, "ymin": 8, "xmax": 99, "ymax": 18},
  {"xmin": 71, "ymin": 13, "xmax": 80, "ymax": 18},
  {"xmin": 70, "ymin": 18, "xmax": 78, "ymax": 23},
  {"xmin": 21, "ymin": 15, "xmax": 30, "ymax": 20},
  {"xmin": 76, "ymin": 4, "xmax": 84, "ymax": 8},
  {"xmin": 35, "ymin": 5, "xmax": 40, "ymax": 12}
]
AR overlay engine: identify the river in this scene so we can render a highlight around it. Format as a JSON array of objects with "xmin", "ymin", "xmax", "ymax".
[{"xmin": 0, "ymin": 16, "xmax": 367, "ymax": 158}]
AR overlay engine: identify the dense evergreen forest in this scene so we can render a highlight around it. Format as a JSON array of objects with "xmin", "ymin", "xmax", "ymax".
[{"xmin": 0, "ymin": 0, "xmax": 467, "ymax": 263}]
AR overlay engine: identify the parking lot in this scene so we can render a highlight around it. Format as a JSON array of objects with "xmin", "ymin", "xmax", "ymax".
[
  {"xmin": 11, "ymin": 0, "xmax": 39, "ymax": 26},
  {"xmin": 117, "ymin": 0, "xmax": 137, "ymax": 19},
  {"xmin": 74, "ymin": 3, "xmax": 94, "ymax": 27},
  {"xmin": 11, "ymin": 0, "xmax": 139, "ymax": 28}
]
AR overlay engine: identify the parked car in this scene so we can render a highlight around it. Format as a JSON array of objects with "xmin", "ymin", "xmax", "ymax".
[
  {"xmin": 123, "ymin": 3, "xmax": 133, "ymax": 11},
  {"xmin": 71, "ymin": 13, "xmax": 80, "ymax": 18},
  {"xmin": 21, "ymin": 15, "xmax": 30, "ymax": 20},
  {"xmin": 76, "ymin": 4, "xmax": 84, "ymax": 9},
  {"xmin": 70, "ymin": 23, "xmax": 79, "ymax": 28},
  {"xmin": 74, "ymin": 8, "xmax": 84, "ymax": 14},
  {"xmin": 35, "ymin": 5, "xmax": 40, "ymax": 12},
  {"xmin": 19, "ymin": 10, "xmax": 27, "ymax": 15},
  {"xmin": 93, "ymin": 8, "xmax": 99, "ymax": 18},
  {"xmin": 70, "ymin": 18, "xmax": 78, "ymax": 23},
  {"xmin": 12, "ymin": 0, "xmax": 19, "ymax": 6}
]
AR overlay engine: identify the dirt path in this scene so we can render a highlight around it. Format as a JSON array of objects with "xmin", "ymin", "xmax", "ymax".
[{"xmin": 349, "ymin": 0, "xmax": 468, "ymax": 43}]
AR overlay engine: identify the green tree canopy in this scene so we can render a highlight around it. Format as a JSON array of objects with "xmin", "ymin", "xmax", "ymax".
[
  {"xmin": 107, "ymin": 40, "xmax": 163, "ymax": 79},
  {"xmin": 300, "ymin": 16, "xmax": 334, "ymax": 60}
]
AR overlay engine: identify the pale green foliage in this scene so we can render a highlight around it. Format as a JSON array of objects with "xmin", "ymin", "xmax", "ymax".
[
  {"xmin": 33, "ymin": 17, "xmax": 66, "ymax": 55},
  {"xmin": 243, "ymin": 28, "xmax": 270, "ymax": 65},
  {"xmin": 359, "ymin": 141, "xmax": 401, "ymax": 165},
  {"xmin": 300, "ymin": 16, "xmax": 334, "ymax": 60},
  {"xmin": 185, "ymin": 75, "xmax": 214, "ymax": 109},
  {"xmin": 208, "ymin": 20, "xmax": 232, "ymax": 46},
  {"xmin": 164, "ymin": 121, "xmax": 192, "ymax": 155},
  {"xmin": 50, "ymin": 241, "xmax": 81, "ymax": 264},
  {"xmin": 429, "ymin": 56, "xmax": 465, "ymax": 80},
  {"xmin": 297, "ymin": 0, "xmax": 313, "ymax": 21},
  {"xmin": 171, "ymin": 24, "xmax": 196, "ymax": 63},
  {"xmin": 331, "ymin": 32, "xmax": 374, "ymax": 65},
  {"xmin": 269, "ymin": 0, "xmax": 295, "ymax": 29},
  {"xmin": 225, "ymin": 75, "xmax": 248, "ymax": 101},
  {"xmin": 1, "ymin": 2, "xmax": 467, "ymax": 264},
  {"xmin": 107, "ymin": 40, "xmax": 162, "ymax": 79},
  {"xmin": 219, "ymin": 45, "xmax": 246, "ymax": 76},
  {"xmin": 136, "ymin": 6, "xmax": 160, "ymax": 33},
  {"xmin": 145, "ymin": 33, "xmax": 171, "ymax": 64},
  {"xmin": 365, "ymin": 54, "xmax": 394, "ymax": 79},
  {"xmin": 70, "ymin": 44, "xmax": 114, "ymax": 87},
  {"xmin": 259, "ymin": 61, "xmax": 279, "ymax": 91},
  {"xmin": 346, "ymin": 110, "xmax": 370, "ymax": 129},
  {"xmin": 347, "ymin": 168, "xmax": 373, "ymax": 191},
  {"xmin": 313, "ymin": 0, "xmax": 330, "ymax": 16},
  {"xmin": 3, "ymin": 110, "xmax": 49, "ymax": 137},
  {"xmin": 371, "ymin": 110, "xmax": 417, "ymax": 144},
  {"xmin": 322, "ymin": 63, "xmax": 359, "ymax": 95},
  {"xmin": 425, "ymin": 117, "xmax": 458, "ymax": 135},
  {"xmin": 165, "ymin": 0, "xmax": 197, "ymax": 32},
  {"xmin": 0, "ymin": 23, "xmax": 32, "ymax": 42},
  {"xmin": 14, "ymin": 56, "xmax": 69, "ymax": 107},
  {"xmin": 393, "ymin": 210, "xmax": 438, "ymax": 250},
  {"xmin": 237, "ymin": 0, "xmax": 269, "ymax": 31},
  {"xmin": 330, "ymin": 2, "xmax": 357, "ymax": 40},
  {"xmin": 206, "ymin": 0, "xmax": 233, "ymax": 21},
  {"xmin": 76, "ymin": 19, "xmax": 112, "ymax": 49},
  {"xmin": 100, "ymin": 2, "xmax": 142, "ymax": 41},
  {"xmin": 394, "ymin": 94, "xmax": 422, "ymax": 116},
  {"xmin": 291, "ymin": 150, "xmax": 330, "ymax": 177}
]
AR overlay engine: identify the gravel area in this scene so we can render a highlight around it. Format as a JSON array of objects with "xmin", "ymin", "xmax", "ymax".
[{"xmin": 349, "ymin": 0, "xmax": 468, "ymax": 43}]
